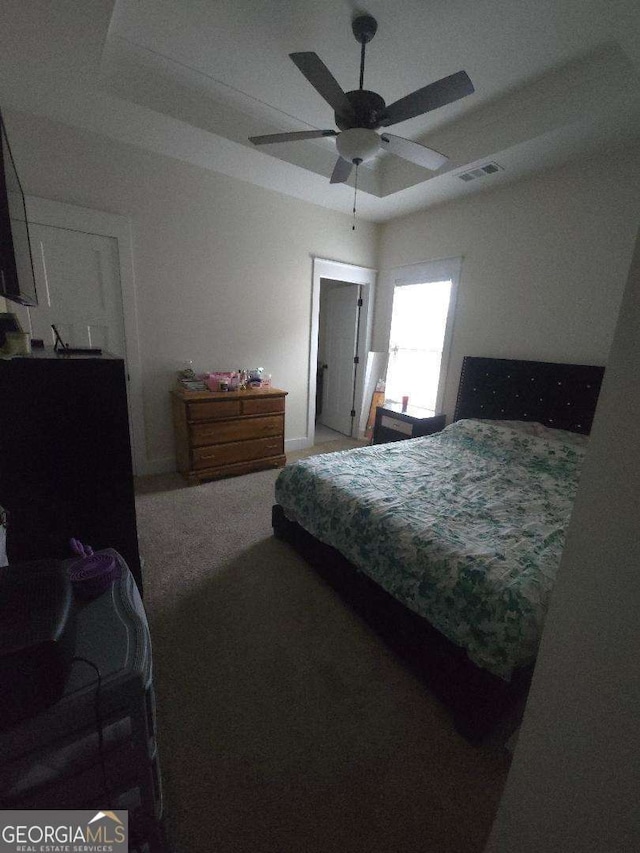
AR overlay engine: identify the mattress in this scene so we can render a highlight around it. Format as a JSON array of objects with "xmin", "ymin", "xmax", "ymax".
[{"xmin": 274, "ymin": 419, "xmax": 588, "ymax": 679}]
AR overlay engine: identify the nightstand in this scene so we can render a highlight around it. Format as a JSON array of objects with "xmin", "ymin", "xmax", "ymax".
[{"xmin": 372, "ymin": 404, "xmax": 446, "ymax": 444}]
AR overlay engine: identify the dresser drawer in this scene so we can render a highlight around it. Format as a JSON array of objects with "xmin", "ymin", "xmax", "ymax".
[
  {"xmin": 192, "ymin": 436, "xmax": 283, "ymax": 470},
  {"xmin": 187, "ymin": 400, "xmax": 241, "ymax": 421},
  {"xmin": 379, "ymin": 415, "xmax": 413, "ymax": 435},
  {"xmin": 191, "ymin": 414, "xmax": 284, "ymax": 446},
  {"xmin": 241, "ymin": 396, "xmax": 285, "ymax": 416},
  {"xmin": 372, "ymin": 409, "xmax": 446, "ymax": 445}
]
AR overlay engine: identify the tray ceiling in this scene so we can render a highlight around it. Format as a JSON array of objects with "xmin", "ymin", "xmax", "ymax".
[{"xmin": 1, "ymin": 0, "xmax": 639, "ymax": 221}]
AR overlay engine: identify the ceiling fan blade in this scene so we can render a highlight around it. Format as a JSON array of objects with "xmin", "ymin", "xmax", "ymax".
[
  {"xmin": 379, "ymin": 133, "xmax": 448, "ymax": 171},
  {"xmin": 249, "ymin": 129, "xmax": 337, "ymax": 146},
  {"xmin": 290, "ymin": 52, "xmax": 356, "ymax": 121},
  {"xmin": 380, "ymin": 70, "xmax": 474, "ymax": 127},
  {"xmin": 330, "ymin": 157, "xmax": 353, "ymax": 184}
]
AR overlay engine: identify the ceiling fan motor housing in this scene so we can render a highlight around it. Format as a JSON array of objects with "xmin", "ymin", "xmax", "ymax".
[{"xmin": 335, "ymin": 90, "xmax": 386, "ymax": 131}]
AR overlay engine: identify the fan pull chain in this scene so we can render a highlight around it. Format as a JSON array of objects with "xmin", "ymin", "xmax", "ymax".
[{"xmin": 352, "ymin": 161, "xmax": 360, "ymax": 231}]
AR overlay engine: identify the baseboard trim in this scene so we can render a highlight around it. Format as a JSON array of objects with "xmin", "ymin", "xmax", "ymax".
[
  {"xmin": 285, "ymin": 437, "xmax": 312, "ymax": 452},
  {"xmin": 143, "ymin": 455, "xmax": 176, "ymax": 475},
  {"xmin": 143, "ymin": 443, "xmax": 310, "ymax": 474}
]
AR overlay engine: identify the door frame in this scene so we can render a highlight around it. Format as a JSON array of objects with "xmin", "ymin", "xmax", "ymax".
[
  {"xmin": 307, "ymin": 257, "xmax": 376, "ymax": 447},
  {"xmin": 24, "ymin": 196, "xmax": 146, "ymax": 476}
]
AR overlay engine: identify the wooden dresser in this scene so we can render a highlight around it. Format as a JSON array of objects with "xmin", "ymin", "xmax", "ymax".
[{"xmin": 171, "ymin": 387, "xmax": 287, "ymax": 483}]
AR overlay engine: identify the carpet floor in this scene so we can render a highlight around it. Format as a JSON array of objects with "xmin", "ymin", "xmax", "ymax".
[{"xmin": 135, "ymin": 447, "xmax": 510, "ymax": 853}]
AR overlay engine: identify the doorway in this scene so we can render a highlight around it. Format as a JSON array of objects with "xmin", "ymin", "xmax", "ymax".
[{"xmin": 307, "ymin": 258, "xmax": 376, "ymax": 449}]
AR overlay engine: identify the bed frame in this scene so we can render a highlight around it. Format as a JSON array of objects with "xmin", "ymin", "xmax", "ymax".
[
  {"xmin": 273, "ymin": 356, "xmax": 605, "ymax": 742},
  {"xmin": 454, "ymin": 356, "xmax": 604, "ymax": 433}
]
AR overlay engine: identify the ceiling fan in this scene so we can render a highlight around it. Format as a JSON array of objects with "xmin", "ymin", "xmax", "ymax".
[{"xmin": 249, "ymin": 14, "xmax": 474, "ymax": 184}]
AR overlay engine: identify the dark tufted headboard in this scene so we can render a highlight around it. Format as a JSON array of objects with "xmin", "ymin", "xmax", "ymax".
[{"xmin": 454, "ymin": 356, "xmax": 605, "ymax": 434}]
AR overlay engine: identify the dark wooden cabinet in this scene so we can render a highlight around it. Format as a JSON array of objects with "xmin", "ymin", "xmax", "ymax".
[
  {"xmin": 0, "ymin": 350, "xmax": 143, "ymax": 593},
  {"xmin": 373, "ymin": 405, "xmax": 446, "ymax": 444}
]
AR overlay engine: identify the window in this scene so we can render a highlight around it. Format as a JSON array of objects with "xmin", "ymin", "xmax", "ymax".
[{"xmin": 384, "ymin": 258, "xmax": 460, "ymax": 415}]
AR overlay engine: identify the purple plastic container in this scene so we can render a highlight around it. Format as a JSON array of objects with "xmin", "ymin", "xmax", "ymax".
[{"xmin": 69, "ymin": 553, "xmax": 121, "ymax": 599}]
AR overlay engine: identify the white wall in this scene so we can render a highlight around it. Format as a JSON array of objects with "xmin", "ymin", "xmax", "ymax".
[
  {"xmin": 4, "ymin": 109, "xmax": 377, "ymax": 471},
  {"xmin": 377, "ymin": 145, "xmax": 640, "ymax": 418},
  {"xmin": 486, "ymin": 227, "xmax": 640, "ymax": 852}
]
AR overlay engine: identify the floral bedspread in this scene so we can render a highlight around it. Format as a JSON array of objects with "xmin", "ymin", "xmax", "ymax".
[{"xmin": 275, "ymin": 419, "xmax": 588, "ymax": 679}]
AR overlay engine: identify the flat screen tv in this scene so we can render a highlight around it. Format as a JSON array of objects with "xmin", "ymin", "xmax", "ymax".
[{"xmin": 0, "ymin": 108, "xmax": 37, "ymax": 307}]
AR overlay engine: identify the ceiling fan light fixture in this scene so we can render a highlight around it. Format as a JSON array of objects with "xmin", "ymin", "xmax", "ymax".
[{"xmin": 336, "ymin": 128, "xmax": 380, "ymax": 164}]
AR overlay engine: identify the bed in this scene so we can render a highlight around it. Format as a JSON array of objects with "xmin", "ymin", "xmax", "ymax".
[{"xmin": 272, "ymin": 357, "xmax": 605, "ymax": 740}]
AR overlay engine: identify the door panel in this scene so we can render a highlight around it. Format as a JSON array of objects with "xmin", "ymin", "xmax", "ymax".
[
  {"xmin": 320, "ymin": 283, "xmax": 359, "ymax": 436},
  {"xmin": 21, "ymin": 224, "xmax": 125, "ymax": 356}
]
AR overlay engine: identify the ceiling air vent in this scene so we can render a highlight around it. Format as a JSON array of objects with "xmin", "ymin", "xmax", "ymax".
[{"xmin": 458, "ymin": 162, "xmax": 504, "ymax": 182}]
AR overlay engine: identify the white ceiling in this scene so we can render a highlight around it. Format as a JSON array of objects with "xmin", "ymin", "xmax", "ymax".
[{"xmin": 1, "ymin": 0, "xmax": 639, "ymax": 222}]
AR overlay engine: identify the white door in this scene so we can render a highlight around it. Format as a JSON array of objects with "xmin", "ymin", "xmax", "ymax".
[
  {"xmin": 10, "ymin": 197, "xmax": 146, "ymax": 476},
  {"xmin": 320, "ymin": 283, "xmax": 360, "ymax": 436},
  {"xmin": 15, "ymin": 223, "xmax": 126, "ymax": 356}
]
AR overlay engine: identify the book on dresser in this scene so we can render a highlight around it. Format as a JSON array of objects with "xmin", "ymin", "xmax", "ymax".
[{"xmin": 171, "ymin": 387, "xmax": 287, "ymax": 483}]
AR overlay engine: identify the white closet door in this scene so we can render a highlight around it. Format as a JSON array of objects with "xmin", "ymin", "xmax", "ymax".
[
  {"xmin": 320, "ymin": 283, "xmax": 359, "ymax": 436},
  {"xmin": 21, "ymin": 223, "xmax": 125, "ymax": 355}
]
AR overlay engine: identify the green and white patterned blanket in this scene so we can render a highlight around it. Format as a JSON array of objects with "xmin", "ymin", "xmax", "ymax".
[{"xmin": 275, "ymin": 419, "xmax": 588, "ymax": 679}]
